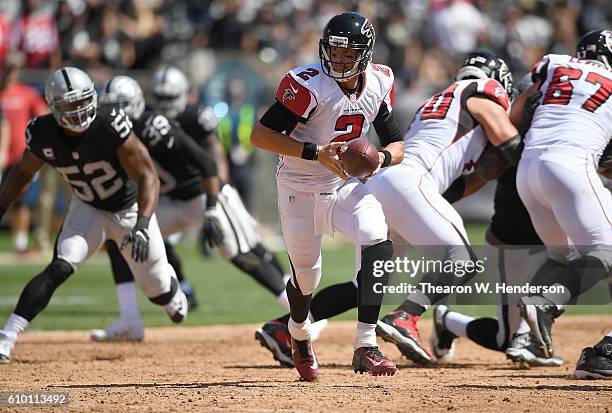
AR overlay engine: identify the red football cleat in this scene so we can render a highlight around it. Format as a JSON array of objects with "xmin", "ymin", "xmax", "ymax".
[
  {"xmin": 352, "ymin": 346, "xmax": 397, "ymax": 376},
  {"xmin": 291, "ymin": 338, "xmax": 319, "ymax": 381},
  {"xmin": 255, "ymin": 320, "xmax": 293, "ymax": 367},
  {"xmin": 376, "ymin": 310, "xmax": 434, "ymax": 365}
]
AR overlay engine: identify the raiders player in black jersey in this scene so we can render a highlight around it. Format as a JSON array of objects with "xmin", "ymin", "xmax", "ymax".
[
  {"xmin": 0, "ymin": 67, "xmax": 187, "ymax": 363},
  {"xmin": 90, "ymin": 75, "xmax": 292, "ymax": 342},
  {"xmin": 149, "ymin": 68, "xmax": 290, "ymax": 303}
]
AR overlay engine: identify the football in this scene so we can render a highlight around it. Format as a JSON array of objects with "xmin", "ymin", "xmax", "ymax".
[{"xmin": 340, "ymin": 139, "xmax": 380, "ymax": 177}]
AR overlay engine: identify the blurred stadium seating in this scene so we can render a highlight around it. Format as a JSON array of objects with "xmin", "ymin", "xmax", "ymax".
[{"xmin": 1, "ymin": 0, "xmax": 610, "ymax": 238}]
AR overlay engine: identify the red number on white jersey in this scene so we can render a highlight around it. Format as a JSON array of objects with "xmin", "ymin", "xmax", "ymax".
[{"xmin": 542, "ymin": 67, "xmax": 612, "ymax": 112}]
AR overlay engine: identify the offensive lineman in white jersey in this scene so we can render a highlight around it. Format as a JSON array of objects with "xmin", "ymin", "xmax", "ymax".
[
  {"xmin": 370, "ymin": 51, "xmax": 524, "ymax": 364},
  {"xmin": 250, "ymin": 12, "xmax": 404, "ymax": 381},
  {"xmin": 510, "ymin": 30, "xmax": 612, "ymax": 367}
]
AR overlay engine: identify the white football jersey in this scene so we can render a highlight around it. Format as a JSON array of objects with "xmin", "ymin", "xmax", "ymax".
[
  {"xmin": 274, "ymin": 61, "xmax": 395, "ymax": 192},
  {"xmin": 403, "ymin": 78, "xmax": 510, "ymax": 192},
  {"xmin": 526, "ymin": 54, "xmax": 612, "ymax": 157}
]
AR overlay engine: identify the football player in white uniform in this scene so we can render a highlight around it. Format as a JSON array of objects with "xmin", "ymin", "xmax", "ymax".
[
  {"xmin": 371, "ymin": 51, "xmax": 523, "ymax": 364},
  {"xmin": 431, "ymin": 74, "xmax": 562, "ymax": 368},
  {"xmin": 250, "ymin": 12, "xmax": 404, "ymax": 380},
  {"xmin": 511, "ymin": 30, "xmax": 612, "ymax": 361},
  {"xmin": 0, "ymin": 68, "xmax": 187, "ymax": 363},
  {"xmin": 254, "ymin": 51, "xmax": 524, "ymax": 368}
]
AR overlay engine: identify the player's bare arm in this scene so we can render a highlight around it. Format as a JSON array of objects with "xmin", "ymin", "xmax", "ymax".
[
  {"xmin": 176, "ymin": 126, "xmax": 221, "ymax": 199},
  {"xmin": 201, "ymin": 131, "xmax": 230, "ymax": 183},
  {"xmin": 467, "ymin": 97, "xmax": 517, "ymax": 146},
  {"xmin": 251, "ymin": 122, "xmax": 348, "ymax": 179},
  {"xmin": 0, "ymin": 150, "xmax": 44, "ymax": 212},
  {"xmin": 443, "ymin": 144, "xmax": 508, "ymax": 204},
  {"xmin": 118, "ymin": 133, "xmax": 160, "ymax": 218},
  {"xmin": 509, "ymin": 81, "xmax": 542, "ymax": 133},
  {"xmin": 380, "ymin": 141, "xmax": 404, "ymax": 166},
  {"xmin": 168, "ymin": 126, "xmax": 225, "ymax": 251},
  {"xmin": 467, "ymin": 96, "xmax": 522, "ymax": 166},
  {"xmin": 475, "ymin": 144, "xmax": 510, "ymax": 182}
]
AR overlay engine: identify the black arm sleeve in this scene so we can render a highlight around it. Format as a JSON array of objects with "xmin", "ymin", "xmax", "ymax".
[
  {"xmin": 442, "ymin": 176, "xmax": 466, "ymax": 204},
  {"xmin": 259, "ymin": 101, "xmax": 301, "ymax": 134},
  {"xmin": 175, "ymin": 130, "xmax": 218, "ymax": 178},
  {"xmin": 373, "ymin": 102, "xmax": 403, "ymax": 147}
]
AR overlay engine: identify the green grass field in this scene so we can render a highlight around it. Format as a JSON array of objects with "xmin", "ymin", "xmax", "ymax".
[{"xmin": 0, "ymin": 223, "xmax": 608, "ymax": 332}]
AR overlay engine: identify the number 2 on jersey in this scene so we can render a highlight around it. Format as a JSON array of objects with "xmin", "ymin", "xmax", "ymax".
[
  {"xmin": 542, "ymin": 67, "xmax": 612, "ymax": 112},
  {"xmin": 331, "ymin": 114, "xmax": 365, "ymax": 144}
]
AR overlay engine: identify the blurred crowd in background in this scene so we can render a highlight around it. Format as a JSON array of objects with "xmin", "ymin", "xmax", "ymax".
[{"xmin": 0, "ymin": 0, "xmax": 611, "ymax": 255}]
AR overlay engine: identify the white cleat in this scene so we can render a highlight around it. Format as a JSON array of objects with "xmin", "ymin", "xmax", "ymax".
[
  {"xmin": 0, "ymin": 330, "xmax": 17, "ymax": 363},
  {"xmin": 430, "ymin": 305, "xmax": 456, "ymax": 362},
  {"xmin": 91, "ymin": 318, "xmax": 145, "ymax": 342},
  {"xmin": 164, "ymin": 289, "xmax": 188, "ymax": 323}
]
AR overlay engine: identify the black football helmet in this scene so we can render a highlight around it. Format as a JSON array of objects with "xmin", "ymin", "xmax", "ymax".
[
  {"xmin": 319, "ymin": 11, "xmax": 375, "ymax": 82},
  {"xmin": 456, "ymin": 50, "xmax": 513, "ymax": 96},
  {"xmin": 576, "ymin": 29, "xmax": 612, "ymax": 71}
]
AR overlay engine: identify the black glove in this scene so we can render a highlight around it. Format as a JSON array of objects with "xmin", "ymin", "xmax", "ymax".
[
  {"xmin": 199, "ymin": 237, "xmax": 214, "ymax": 257},
  {"xmin": 0, "ymin": 206, "xmax": 6, "ymax": 222},
  {"xmin": 200, "ymin": 206, "xmax": 224, "ymax": 252},
  {"xmin": 121, "ymin": 215, "xmax": 150, "ymax": 263},
  {"xmin": 526, "ymin": 90, "xmax": 542, "ymax": 117}
]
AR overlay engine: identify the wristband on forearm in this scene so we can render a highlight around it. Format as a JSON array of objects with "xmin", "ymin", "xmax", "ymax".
[
  {"xmin": 442, "ymin": 176, "xmax": 466, "ymax": 204},
  {"xmin": 135, "ymin": 215, "xmax": 150, "ymax": 230},
  {"xmin": 301, "ymin": 142, "xmax": 319, "ymax": 160},
  {"xmin": 380, "ymin": 150, "xmax": 392, "ymax": 168},
  {"xmin": 206, "ymin": 194, "xmax": 218, "ymax": 208}
]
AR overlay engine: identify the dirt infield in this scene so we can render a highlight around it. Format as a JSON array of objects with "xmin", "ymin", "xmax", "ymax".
[{"xmin": 1, "ymin": 316, "xmax": 610, "ymax": 412}]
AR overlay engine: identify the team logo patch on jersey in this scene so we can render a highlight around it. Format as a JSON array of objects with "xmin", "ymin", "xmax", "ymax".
[
  {"xmin": 282, "ymin": 87, "xmax": 296, "ymax": 102},
  {"xmin": 495, "ymin": 86, "xmax": 505, "ymax": 97},
  {"xmin": 42, "ymin": 148, "xmax": 55, "ymax": 160}
]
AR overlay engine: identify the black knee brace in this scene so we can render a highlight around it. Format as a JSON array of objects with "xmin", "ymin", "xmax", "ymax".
[
  {"xmin": 15, "ymin": 259, "xmax": 74, "ymax": 321},
  {"xmin": 149, "ymin": 276, "xmax": 178, "ymax": 306}
]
